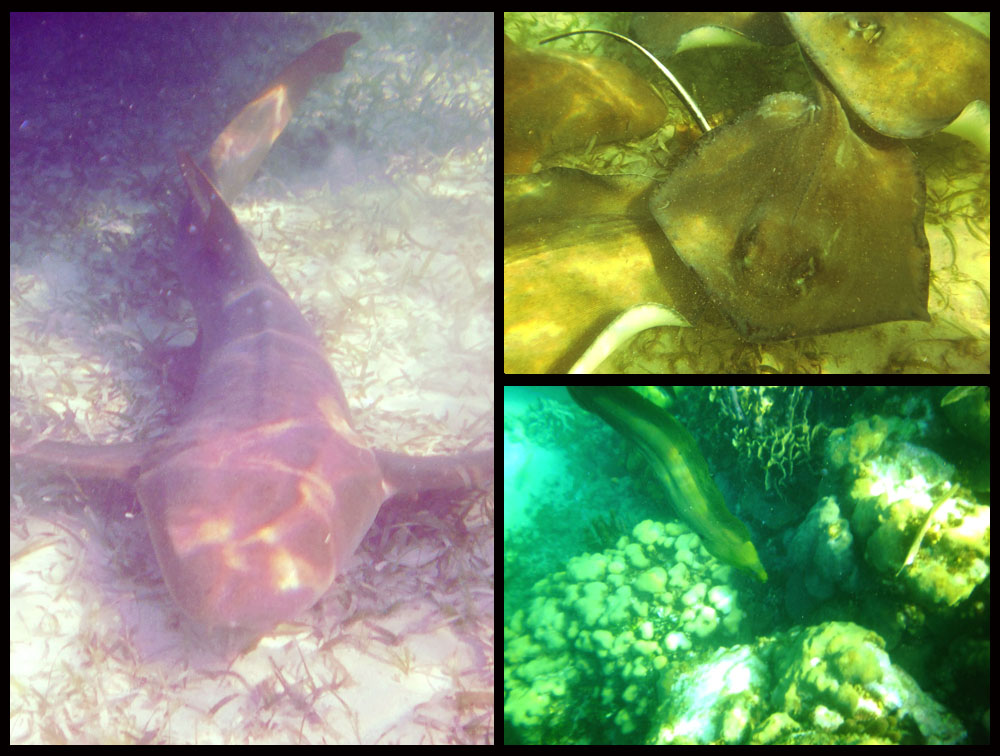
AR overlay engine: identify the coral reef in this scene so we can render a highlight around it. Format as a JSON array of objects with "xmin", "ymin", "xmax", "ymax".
[
  {"xmin": 651, "ymin": 621, "xmax": 965, "ymax": 744},
  {"xmin": 826, "ymin": 417, "xmax": 990, "ymax": 607},
  {"xmin": 504, "ymin": 388, "xmax": 987, "ymax": 745},
  {"xmin": 653, "ymin": 644, "xmax": 767, "ymax": 744},
  {"xmin": 784, "ymin": 496, "xmax": 859, "ymax": 615},
  {"xmin": 766, "ymin": 622, "xmax": 965, "ymax": 744},
  {"xmin": 504, "ymin": 519, "xmax": 750, "ymax": 742}
]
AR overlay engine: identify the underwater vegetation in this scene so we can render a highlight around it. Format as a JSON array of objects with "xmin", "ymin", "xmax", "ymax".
[{"xmin": 709, "ymin": 386, "xmax": 829, "ymax": 497}]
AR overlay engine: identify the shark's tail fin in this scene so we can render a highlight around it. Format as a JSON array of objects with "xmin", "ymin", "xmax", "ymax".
[{"xmin": 205, "ymin": 31, "xmax": 361, "ymax": 203}]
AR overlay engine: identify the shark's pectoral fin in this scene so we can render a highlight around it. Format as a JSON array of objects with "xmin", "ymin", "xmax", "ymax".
[
  {"xmin": 12, "ymin": 437, "xmax": 150, "ymax": 488},
  {"xmin": 374, "ymin": 448, "xmax": 494, "ymax": 498}
]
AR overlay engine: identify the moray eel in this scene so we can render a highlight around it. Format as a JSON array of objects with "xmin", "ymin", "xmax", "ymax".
[{"xmin": 569, "ymin": 386, "xmax": 767, "ymax": 581}]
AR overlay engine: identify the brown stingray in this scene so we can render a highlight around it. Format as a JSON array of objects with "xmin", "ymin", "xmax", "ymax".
[
  {"xmin": 503, "ymin": 168, "xmax": 718, "ymax": 373},
  {"xmin": 785, "ymin": 13, "xmax": 990, "ymax": 139},
  {"xmin": 650, "ymin": 76, "xmax": 931, "ymax": 342},
  {"xmin": 631, "ymin": 12, "xmax": 793, "ymax": 57},
  {"xmin": 503, "ymin": 34, "xmax": 667, "ymax": 174}
]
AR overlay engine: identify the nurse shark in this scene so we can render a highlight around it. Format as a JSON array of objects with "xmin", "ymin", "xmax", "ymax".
[{"xmin": 12, "ymin": 32, "xmax": 493, "ymax": 631}]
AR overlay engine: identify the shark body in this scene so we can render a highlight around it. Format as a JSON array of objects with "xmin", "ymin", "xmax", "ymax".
[{"xmin": 12, "ymin": 32, "xmax": 493, "ymax": 631}]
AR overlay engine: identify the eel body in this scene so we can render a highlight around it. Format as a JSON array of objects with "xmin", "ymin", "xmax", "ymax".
[{"xmin": 568, "ymin": 386, "xmax": 767, "ymax": 581}]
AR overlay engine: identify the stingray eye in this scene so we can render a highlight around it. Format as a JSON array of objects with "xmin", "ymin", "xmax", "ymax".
[
  {"xmin": 734, "ymin": 223, "xmax": 762, "ymax": 267},
  {"xmin": 788, "ymin": 253, "xmax": 818, "ymax": 297},
  {"xmin": 848, "ymin": 17, "xmax": 883, "ymax": 44}
]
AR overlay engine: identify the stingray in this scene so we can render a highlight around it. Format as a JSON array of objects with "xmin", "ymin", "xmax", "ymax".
[
  {"xmin": 631, "ymin": 12, "xmax": 793, "ymax": 58},
  {"xmin": 503, "ymin": 168, "xmax": 717, "ymax": 373},
  {"xmin": 650, "ymin": 75, "xmax": 931, "ymax": 342},
  {"xmin": 785, "ymin": 13, "xmax": 990, "ymax": 140},
  {"xmin": 503, "ymin": 34, "xmax": 667, "ymax": 174}
]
